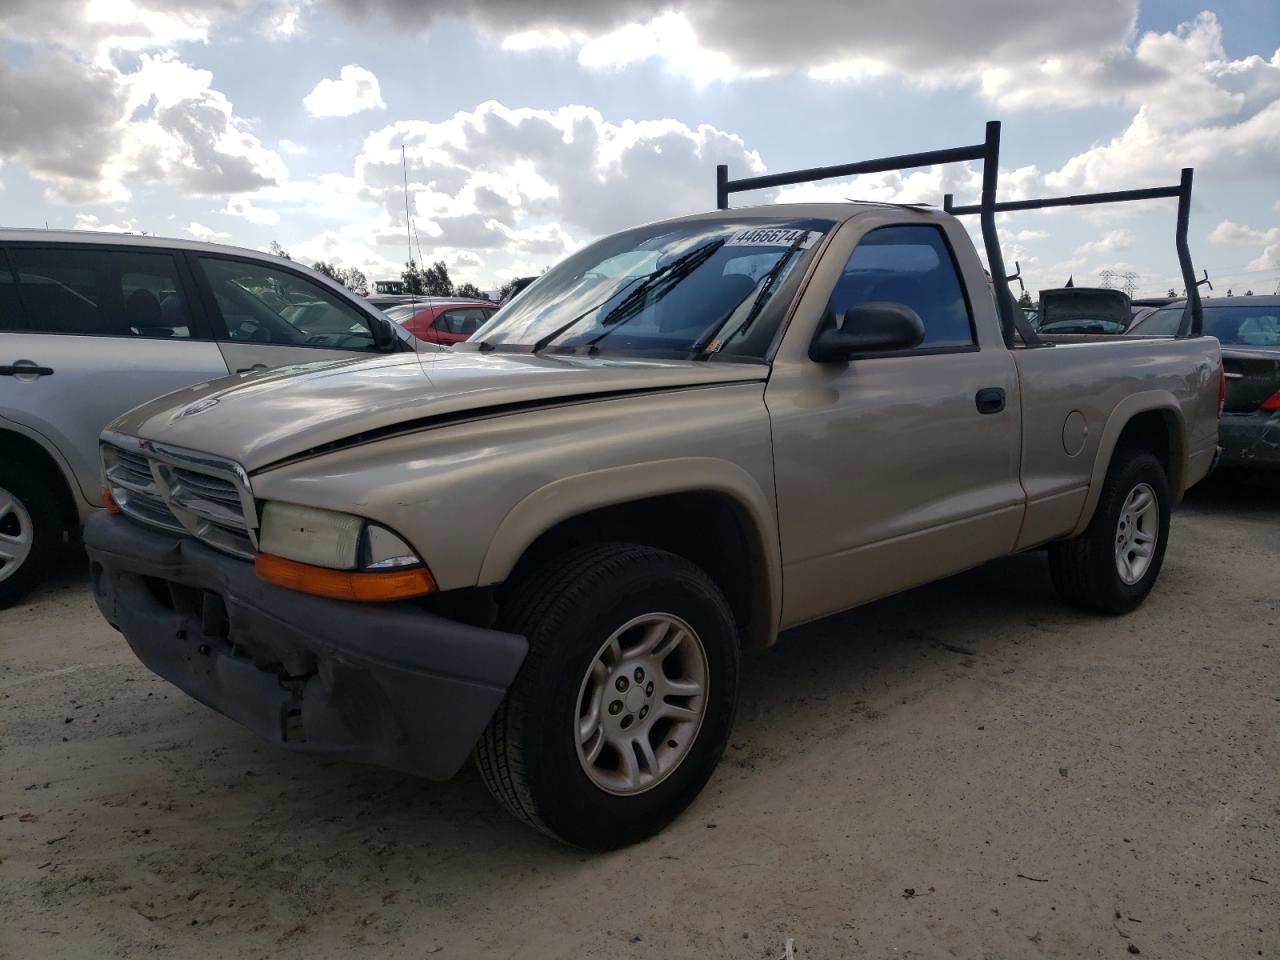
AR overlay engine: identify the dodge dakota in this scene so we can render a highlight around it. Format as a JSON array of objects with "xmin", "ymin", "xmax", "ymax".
[{"xmin": 86, "ymin": 125, "xmax": 1222, "ymax": 848}]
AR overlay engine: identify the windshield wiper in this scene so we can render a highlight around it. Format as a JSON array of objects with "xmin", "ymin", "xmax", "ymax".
[
  {"xmin": 529, "ymin": 238, "xmax": 725, "ymax": 354},
  {"xmin": 689, "ymin": 232, "xmax": 808, "ymax": 358},
  {"xmin": 527, "ymin": 273, "xmax": 646, "ymax": 354},
  {"xmin": 583, "ymin": 238, "xmax": 728, "ymax": 353}
]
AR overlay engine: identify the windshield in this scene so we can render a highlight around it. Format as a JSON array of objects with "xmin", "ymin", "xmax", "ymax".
[
  {"xmin": 466, "ymin": 217, "xmax": 835, "ymax": 361},
  {"xmin": 1130, "ymin": 303, "xmax": 1280, "ymax": 345}
]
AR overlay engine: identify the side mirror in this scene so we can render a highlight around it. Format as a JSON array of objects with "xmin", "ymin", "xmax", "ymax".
[{"xmin": 809, "ymin": 302, "xmax": 926, "ymax": 362}]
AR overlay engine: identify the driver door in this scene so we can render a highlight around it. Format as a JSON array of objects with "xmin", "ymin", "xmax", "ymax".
[{"xmin": 189, "ymin": 254, "xmax": 386, "ymax": 374}]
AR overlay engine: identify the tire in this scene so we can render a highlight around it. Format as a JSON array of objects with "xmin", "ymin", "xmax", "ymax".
[
  {"xmin": 0, "ymin": 460, "xmax": 64, "ymax": 608},
  {"xmin": 1049, "ymin": 449, "xmax": 1171, "ymax": 615},
  {"xmin": 475, "ymin": 542, "xmax": 741, "ymax": 849}
]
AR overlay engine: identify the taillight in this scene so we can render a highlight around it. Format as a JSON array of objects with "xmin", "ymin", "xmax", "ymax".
[
  {"xmin": 1262, "ymin": 389, "xmax": 1280, "ymax": 412},
  {"xmin": 1218, "ymin": 367, "xmax": 1227, "ymax": 418}
]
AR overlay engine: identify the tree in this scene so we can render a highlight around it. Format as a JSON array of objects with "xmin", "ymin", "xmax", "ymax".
[
  {"xmin": 401, "ymin": 260, "xmax": 426, "ymax": 295},
  {"xmin": 1244, "ymin": 289, "xmax": 1253, "ymax": 296},
  {"xmin": 310, "ymin": 260, "xmax": 340, "ymax": 281},
  {"xmin": 339, "ymin": 266, "xmax": 368, "ymax": 294},
  {"xmin": 1167, "ymin": 287, "xmax": 1177, "ymax": 298},
  {"xmin": 1226, "ymin": 288, "xmax": 1233, "ymax": 297},
  {"xmin": 1016, "ymin": 290, "xmax": 1032, "ymax": 308},
  {"xmin": 421, "ymin": 260, "xmax": 453, "ymax": 297},
  {"xmin": 455, "ymin": 282, "xmax": 485, "ymax": 300},
  {"xmin": 269, "ymin": 240, "xmax": 292, "ymax": 260}
]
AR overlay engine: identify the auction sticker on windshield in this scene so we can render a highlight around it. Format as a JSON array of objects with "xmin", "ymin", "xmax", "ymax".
[{"xmin": 724, "ymin": 227, "xmax": 822, "ymax": 248}]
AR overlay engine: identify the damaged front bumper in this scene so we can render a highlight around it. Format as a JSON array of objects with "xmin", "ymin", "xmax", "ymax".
[{"xmin": 85, "ymin": 512, "xmax": 527, "ymax": 780}]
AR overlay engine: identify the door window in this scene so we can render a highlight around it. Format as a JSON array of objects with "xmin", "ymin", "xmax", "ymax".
[
  {"xmin": 4, "ymin": 246, "xmax": 196, "ymax": 338},
  {"xmin": 198, "ymin": 257, "xmax": 378, "ymax": 351},
  {"xmin": 825, "ymin": 225, "xmax": 975, "ymax": 349},
  {"xmin": 435, "ymin": 307, "xmax": 492, "ymax": 336},
  {"xmin": 0, "ymin": 255, "xmax": 20, "ymax": 331}
]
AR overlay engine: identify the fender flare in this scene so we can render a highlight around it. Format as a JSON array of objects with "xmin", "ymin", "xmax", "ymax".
[
  {"xmin": 477, "ymin": 457, "xmax": 783, "ymax": 645},
  {"xmin": 1068, "ymin": 391, "xmax": 1186, "ymax": 537},
  {"xmin": 0, "ymin": 416, "xmax": 92, "ymax": 525}
]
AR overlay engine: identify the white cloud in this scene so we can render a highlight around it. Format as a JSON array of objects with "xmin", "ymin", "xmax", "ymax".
[
  {"xmin": 1208, "ymin": 219, "xmax": 1280, "ymax": 275},
  {"xmin": 1209, "ymin": 220, "xmax": 1275, "ymax": 245},
  {"xmin": 340, "ymin": 0, "xmax": 1136, "ymax": 89},
  {"xmin": 303, "ymin": 64, "xmax": 386, "ymax": 118},
  {"xmin": 1075, "ymin": 229, "xmax": 1136, "ymax": 256},
  {"xmin": 223, "ymin": 196, "xmax": 281, "ymax": 225},
  {"xmin": 0, "ymin": 46, "xmax": 287, "ymax": 204},
  {"xmin": 186, "ymin": 221, "xmax": 231, "ymax": 241},
  {"xmin": 356, "ymin": 100, "xmax": 766, "ymax": 255},
  {"xmin": 72, "ymin": 213, "xmax": 141, "ymax": 233}
]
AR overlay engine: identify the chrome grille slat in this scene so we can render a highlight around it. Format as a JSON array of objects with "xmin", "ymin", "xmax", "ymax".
[{"xmin": 101, "ymin": 434, "xmax": 257, "ymax": 559}]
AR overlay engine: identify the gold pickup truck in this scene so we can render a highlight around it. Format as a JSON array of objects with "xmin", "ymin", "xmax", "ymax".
[{"xmin": 85, "ymin": 126, "xmax": 1223, "ymax": 848}]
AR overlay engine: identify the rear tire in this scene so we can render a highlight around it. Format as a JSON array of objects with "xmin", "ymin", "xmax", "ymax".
[
  {"xmin": 1049, "ymin": 449, "xmax": 1170, "ymax": 614},
  {"xmin": 475, "ymin": 542, "xmax": 740, "ymax": 849},
  {"xmin": 0, "ymin": 460, "xmax": 64, "ymax": 608}
]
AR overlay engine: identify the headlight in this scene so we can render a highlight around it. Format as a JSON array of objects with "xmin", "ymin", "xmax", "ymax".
[
  {"xmin": 256, "ymin": 502, "xmax": 434, "ymax": 601},
  {"xmin": 260, "ymin": 502, "xmax": 364, "ymax": 569}
]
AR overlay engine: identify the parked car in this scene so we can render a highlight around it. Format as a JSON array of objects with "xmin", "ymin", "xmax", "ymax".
[
  {"xmin": 1035, "ymin": 287, "xmax": 1132, "ymax": 335},
  {"xmin": 84, "ymin": 135, "xmax": 1221, "ymax": 848},
  {"xmin": 383, "ymin": 299, "xmax": 498, "ymax": 345},
  {"xmin": 0, "ymin": 230, "xmax": 426, "ymax": 605},
  {"xmin": 365, "ymin": 293, "xmax": 418, "ymax": 312},
  {"xmin": 1129, "ymin": 296, "xmax": 1280, "ymax": 472}
]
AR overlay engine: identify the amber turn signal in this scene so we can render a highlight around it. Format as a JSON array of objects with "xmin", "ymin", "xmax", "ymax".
[
  {"xmin": 102, "ymin": 488, "xmax": 122, "ymax": 514},
  {"xmin": 254, "ymin": 552, "xmax": 436, "ymax": 602}
]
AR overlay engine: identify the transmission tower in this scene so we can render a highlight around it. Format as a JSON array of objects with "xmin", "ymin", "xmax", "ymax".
[{"xmin": 1099, "ymin": 269, "xmax": 1138, "ymax": 297}]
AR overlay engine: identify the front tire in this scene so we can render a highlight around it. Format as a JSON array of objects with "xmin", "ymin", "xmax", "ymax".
[
  {"xmin": 0, "ymin": 461, "xmax": 64, "ymax": 608},
  {"xmin": 1049, "ymin": 450, "xmax": 1171, "ymax": 614},
  {"xmin": 475, "ymin": 543, "xmax": 740, "ymax": 849}
]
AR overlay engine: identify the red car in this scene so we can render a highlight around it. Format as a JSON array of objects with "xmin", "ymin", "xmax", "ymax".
[{"xmin": 384, "ymin": 300, "xmax": 498, "ymax": 346}]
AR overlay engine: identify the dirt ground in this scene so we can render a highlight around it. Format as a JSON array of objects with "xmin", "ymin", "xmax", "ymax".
[{"xmin": 1, "ymin": 476, "xmax": 1276, "ymax": 960}]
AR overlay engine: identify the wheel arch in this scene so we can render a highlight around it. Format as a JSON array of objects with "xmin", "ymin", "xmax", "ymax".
[
  {"xmin": 0, "ymin": 425, "xmax": 83, "ymax": 538},
  {"xmin": 1070, "ymin": 393, "xmax": 1185, "ymax": 538},
  {"xmin": 477, "ymin": 458, "xmax": 782, "ymax": 650}
]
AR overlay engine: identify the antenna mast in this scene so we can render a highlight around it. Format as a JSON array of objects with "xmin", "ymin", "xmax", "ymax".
[{"xmin": 402, "ymin": 144, "xmax": 419, "ymax": 305}]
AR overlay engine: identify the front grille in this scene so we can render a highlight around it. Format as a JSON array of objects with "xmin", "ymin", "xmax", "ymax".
[{"xmin": 102, "ymin": 434, "xmax": 257, "ymax": 559}]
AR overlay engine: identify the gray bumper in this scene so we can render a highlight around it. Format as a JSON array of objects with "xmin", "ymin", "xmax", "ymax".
[
  {"xmin": 1219, "ymin": 411, "xmax": 1280, "ymax": 471},
  {"xmin": 85, "ymin": 512, "xmax": 527, "ymax": 780}
]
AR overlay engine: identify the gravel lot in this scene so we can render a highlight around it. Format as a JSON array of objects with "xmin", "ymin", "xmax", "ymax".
[{"xmin": 2, "ymin": 476, "xmax": 1276, "ymax": 960}]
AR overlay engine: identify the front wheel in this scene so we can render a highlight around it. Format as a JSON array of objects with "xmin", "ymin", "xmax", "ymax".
[
  {"xmin": 475, "ymin": 543, "xmax": 740, "ymax": 849},
  {"xmin": 1049, "ymin": 450, "xmax": 1171, "ymax": 614},
  {"xmin": 0, "ymin": 461, "xmax": 64, "ymax": 608}
]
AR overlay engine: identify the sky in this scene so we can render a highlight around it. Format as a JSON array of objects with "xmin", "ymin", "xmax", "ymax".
[{"xmin": 0, "ymin": 0, "xmax": 1277, "ymax": 298}]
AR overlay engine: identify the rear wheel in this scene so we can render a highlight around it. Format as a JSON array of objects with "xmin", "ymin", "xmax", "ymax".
[
  {"xmin": 1049, "ymin": 450, "xmax": 1171, "ymax": 614},
  {"xmin": 0, "ymin": 461, "xmax": 64, "ymax": 608},
  {"xmin": 475, "ymin": 543, "xmax": 740, "ymax": 849}
]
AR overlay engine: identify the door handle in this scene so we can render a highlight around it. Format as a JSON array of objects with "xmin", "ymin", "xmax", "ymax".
[
  {"xmin": 975, "ymin": 387, "xmax": 1006, "ymax": 414},
  {"xmin": 235, "ymin": 364, "xmax": 268, "ymax": 374},
  {"xmin": 0, "ymin": 361, "xmax": 54, "ymax": 378}
]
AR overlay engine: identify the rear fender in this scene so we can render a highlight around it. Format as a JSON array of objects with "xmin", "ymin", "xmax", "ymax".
[{"xmin": 1069, "ymin": 391, "xmax": 1185, "ymax": 537}]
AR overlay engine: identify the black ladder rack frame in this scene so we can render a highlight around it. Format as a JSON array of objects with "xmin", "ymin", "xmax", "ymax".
[{"xmin": 715, "ymin": 120, "xmax": 1203, "ymax": 343}]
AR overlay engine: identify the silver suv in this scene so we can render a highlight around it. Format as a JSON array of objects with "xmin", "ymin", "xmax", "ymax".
[{"xmin": 0, "ymin": 230, "xmax": 420, "ymax": 604}]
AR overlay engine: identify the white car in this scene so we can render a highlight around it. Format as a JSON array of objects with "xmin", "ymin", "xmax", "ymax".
[{"xmin": 0, "ymin": 229, "xmax": 424, "ymax": 604}]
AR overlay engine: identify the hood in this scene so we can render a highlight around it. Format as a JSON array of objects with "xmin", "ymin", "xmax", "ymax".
[
  {"xmin": 109, "ymin": 351, "xmax": 768, "ymax": 472},
  {"xmin": 1038, "ymin": 288, "xmax": 1131, "ymax": 327}
]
